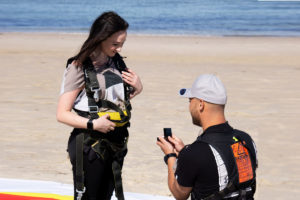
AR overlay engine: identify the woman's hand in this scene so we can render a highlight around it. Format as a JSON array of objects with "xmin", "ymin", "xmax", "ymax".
[
  {"xmin": 57, "ymin": 89, "xmax": 115, "ymax": 133},
  {"xmin": 122, "ymin": 68, "xmax": 143, "ymax": 99},
  {"xmin": 93, "ymin": 114, "xmax": 116, "ymax": 133}
]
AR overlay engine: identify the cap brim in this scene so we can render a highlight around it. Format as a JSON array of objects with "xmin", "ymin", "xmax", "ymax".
[{"xmin": 179, "ymin": 88, "xmax": 192, "ymax": 98}]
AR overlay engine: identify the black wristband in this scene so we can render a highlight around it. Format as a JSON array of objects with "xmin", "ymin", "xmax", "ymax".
[
  {"xmin": 87, "ymin": 119, "xmax": 94, "ymax": 130},
  {"xmin": 164, "ymin": 153, "xmax": 177, "ymax": 165}
]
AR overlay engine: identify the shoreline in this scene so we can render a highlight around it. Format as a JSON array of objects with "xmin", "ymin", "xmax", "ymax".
[{"xmin": 1, "ymin": 30, "xmax": 300, "ymax": 38}]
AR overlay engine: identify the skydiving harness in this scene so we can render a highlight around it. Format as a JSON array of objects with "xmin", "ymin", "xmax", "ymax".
[
  {"xmin": 82, "ymin": 54, "xmax": 132, "ymax": 126},
  {"xmin": 67, "ymin": 53, "xmax": 133, "ymax": 200},
  {"xmin": 197, "ymin": 129, "xmax": 257, "ymax": 200}
]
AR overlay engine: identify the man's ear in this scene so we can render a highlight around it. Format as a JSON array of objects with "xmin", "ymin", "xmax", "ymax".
[{"xmin": 199, "ymin": 99, "xmax": 205, "ymax": 112}]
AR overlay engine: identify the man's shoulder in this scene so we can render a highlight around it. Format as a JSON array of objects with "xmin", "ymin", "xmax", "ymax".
[
  {"xmin": 179, "ymin": 140, "xmax": 214, "ymax": 161},
  {"xmin": 182, "ymin": 140, "xmax": 210, "ymax": 151},
  {"xmin": 233, "ymin": 129, "xmax": 253, "ymax": 139}
]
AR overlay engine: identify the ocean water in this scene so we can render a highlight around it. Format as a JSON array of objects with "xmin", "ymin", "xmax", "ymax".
[{"xmin": 0, "ymin": 0, "xmax": 300, "ymax": 36}]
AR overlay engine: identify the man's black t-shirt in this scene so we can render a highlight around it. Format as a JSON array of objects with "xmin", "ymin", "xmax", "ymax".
[{"xmin": 175, "ymin": 122, "xmax": 242, "ymax": 199}]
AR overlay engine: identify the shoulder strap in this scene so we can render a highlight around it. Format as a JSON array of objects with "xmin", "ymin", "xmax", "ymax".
[
  {"xmin": 112, "ymin": 53, "xmax": 127, "ymax": 71},
  {"xmin": 65, "ymin": 57, "xmax": 100, "ymax": 119},
  {"xmin": 197, "ymin": 131, "xmax": 238, "ymax": 185},
  {"xmin": 82, "ymin": 57, "xmax": 101, "ymax": 119},
  {"xmin": 112, "ymin": 53, "xmax": 133, "ymax": 107}
]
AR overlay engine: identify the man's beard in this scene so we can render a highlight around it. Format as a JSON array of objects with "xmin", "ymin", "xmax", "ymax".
[{"xmin": 192, "ymin": 115, "xmax": 202, "ymax": 127}]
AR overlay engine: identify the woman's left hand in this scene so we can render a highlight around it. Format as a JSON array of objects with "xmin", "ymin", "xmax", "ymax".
[{"xmin": 122, "ymin": 68, "xmax": 143, "ymax": 99}]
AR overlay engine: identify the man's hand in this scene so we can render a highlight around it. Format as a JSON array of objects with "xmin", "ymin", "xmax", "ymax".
[
  {"xmin": 157, "ymin": 135, "xmax": 192, "ymax": 200},
  {"xmin": 168, "ymin": 135, "xmax": 185, "ymax": 156},
  {"xmin": 156, "ymin": 136, "xmax": 175, "ymax": 155}
]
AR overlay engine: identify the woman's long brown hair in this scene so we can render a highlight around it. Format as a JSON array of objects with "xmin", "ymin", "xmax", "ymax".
[{"xmin": 74, "ymin": 11, "xmax": 129, "ymax": 65}]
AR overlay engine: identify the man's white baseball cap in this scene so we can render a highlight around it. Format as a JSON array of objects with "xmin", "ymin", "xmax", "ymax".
[{"xmin": 179, "ymin": 74, "xmax": 227, "ymax": 105}]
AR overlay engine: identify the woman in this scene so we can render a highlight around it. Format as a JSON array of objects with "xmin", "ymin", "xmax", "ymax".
[{"xmin": 57, "ymin": 11, "xmax": 143, "ymax": 200}]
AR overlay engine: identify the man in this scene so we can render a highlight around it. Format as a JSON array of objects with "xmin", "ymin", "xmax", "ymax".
[{"xmin": 157, "ymin": 74, "xmax": 257, "ymax": 200}]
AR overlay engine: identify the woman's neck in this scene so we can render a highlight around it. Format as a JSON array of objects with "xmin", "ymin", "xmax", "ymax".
[{"xmin": 90, "ymin": 50, "xmax": 108, "ymax": 67}]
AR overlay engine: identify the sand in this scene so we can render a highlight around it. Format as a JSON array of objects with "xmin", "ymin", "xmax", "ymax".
[{"xmin": 0, "ymin": 32, "xmax": 299, "ymax": 199}]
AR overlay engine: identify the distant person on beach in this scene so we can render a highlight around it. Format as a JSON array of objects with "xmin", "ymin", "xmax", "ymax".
[
  {"xmin": 157, "ymin": 74, "xmax": 257, "ymax": 200},
  {"xmin": 57, "ymin": 11, "xmax": 142, "ymax": 200}
]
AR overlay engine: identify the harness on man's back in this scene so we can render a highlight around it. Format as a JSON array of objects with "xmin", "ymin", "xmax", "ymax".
[
  {"xmin": 66, "ymin": 53, "xmax": 132, "ymax": 200},
  {"xmin": 197, "ymin": 129, "xmax": 257, "ymax": 200}
]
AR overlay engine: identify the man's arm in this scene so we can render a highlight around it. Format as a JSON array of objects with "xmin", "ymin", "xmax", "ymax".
[
  {"xmin": 157, "ymin": 136, "xmax": 192, "ymax": 200},
  {"xmin": 167, "ymin": 157, "xmax": 192, "ymax": 200}
]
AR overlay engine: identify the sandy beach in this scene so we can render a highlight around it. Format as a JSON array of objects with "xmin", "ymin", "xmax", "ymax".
[{"xmin": 0, "ymin": 32, "xmax": 299, "ymax": 199}]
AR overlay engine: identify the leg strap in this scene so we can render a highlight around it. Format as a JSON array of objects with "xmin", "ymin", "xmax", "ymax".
[
  {"xmin": 112, "ymin": 160, "xmax": 124, "ymax": 200},
  {"xmin": 89, "ymin": 138, "xmax": 128, "ymax": 200},
  {"xmin": 203, "ymin": 181, "xmax": 236, "ymax": 200},
  {"xmin": 75, "ymin": 133, "xmax": 85, "ymax": 200}
]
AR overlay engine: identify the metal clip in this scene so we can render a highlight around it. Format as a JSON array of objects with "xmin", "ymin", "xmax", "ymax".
[
  {"xmin": 84, "ymin": 69, "xmax": 89, "ymax": 79},
  {"xmin": 76, "ymin": 187, "xmax": 86, "ymax": 200},
  {"xmin": 88, "ymin": 106, "xmax": 99, "ymax": 113},
  {"xmin": 91, "ymin": 87, "xmax": 100, "ymax": 102}
]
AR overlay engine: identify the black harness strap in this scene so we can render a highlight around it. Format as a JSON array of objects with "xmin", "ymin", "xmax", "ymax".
[
  {"xmin": 83, "ymin": 57, "xmax": 101, "ymax": 120},
  {"xmin": 73, "ymin": 58, "xmax": 99, "ymax": 200},
  {"xmin": 75, "ymin": 133, "xmax": 85, "ymax": 200},
  {"xmin": 112, "ymin": 161, "xmax": 124, "ymax": 200},
  {"xmin": 89, "ymin": 138, "xmax": 128, "ymax": 200},
  {"xmin": 203, "ymin": 181, "xmax": 236, "ymax": 200},
  {"xmin": 112, "ymin": 53, "xmax": 133, "ymax": 105},
  {"xmin": 66, "ymin": 58, "xmax": 87, "ymax": 200},
  {"xmin": 203, "ymin": 178, "xmax": 254, "ymax": 200}
]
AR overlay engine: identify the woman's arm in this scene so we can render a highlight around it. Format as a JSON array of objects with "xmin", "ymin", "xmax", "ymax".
[
  {"xmin": 56, "ymin": 88, "xmax": 115, "ymax": 133},
  {"xmin": 121, "ymin": 68, "xmax": 143, "ymax": 99}
]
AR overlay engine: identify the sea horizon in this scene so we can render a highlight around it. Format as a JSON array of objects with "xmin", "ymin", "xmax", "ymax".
[
  {"xmin": 1, "ymin": 0, "xmax": 300, "ymax": 37},
  {"xmin": 2, "ymin": 30, "xmax": 300, "ymax": 38}
]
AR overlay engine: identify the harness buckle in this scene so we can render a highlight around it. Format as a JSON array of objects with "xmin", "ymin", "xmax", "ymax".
[
  {"xmin": 239, "ymin": 189, "xmax": 247, "ymax": 200},
  {"xmin": 76, "ymin": 187, "xmax": 86, "ymax": 200},
  {"xmin": 91, "ymin": 87, "xmax": 100, "ymax": 102},
  {"xmin": 88, "ymin": 106, "xmax": 99, "ymax": 113},
  {"xmin": 84, "ymin": 69, "xmax": 89, "ymax": 79}
]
